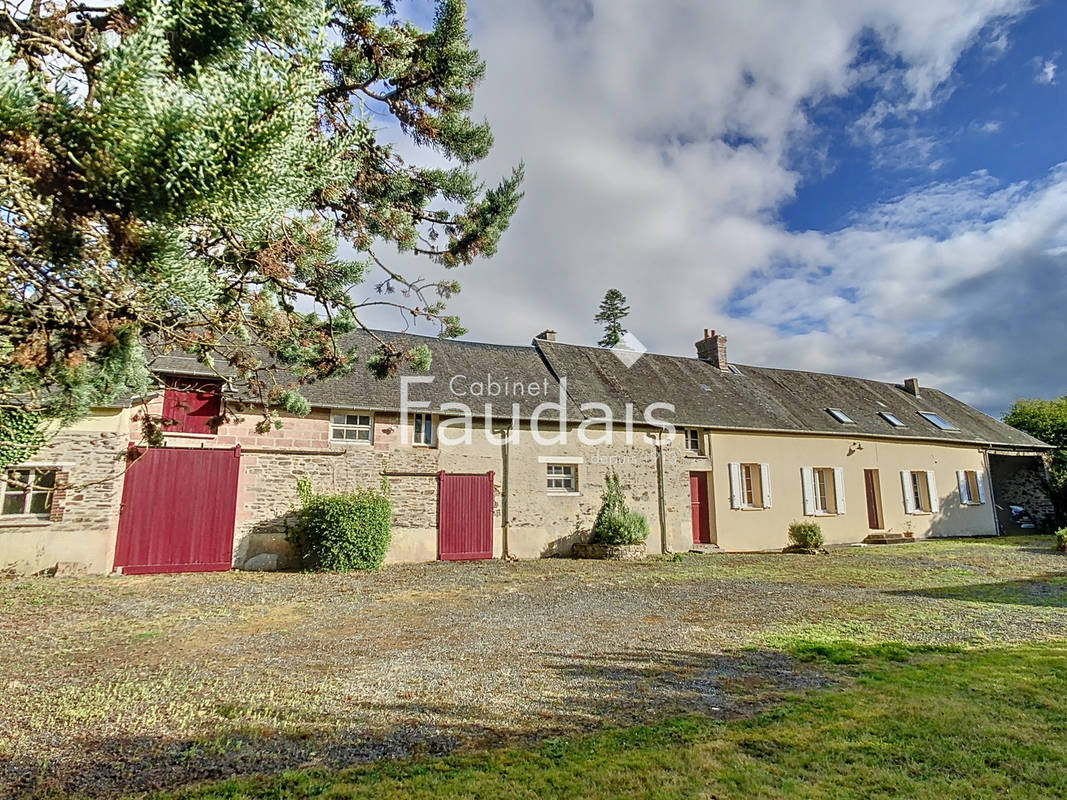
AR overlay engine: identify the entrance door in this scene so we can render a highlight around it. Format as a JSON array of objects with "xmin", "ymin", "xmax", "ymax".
[
  {"xmin": 114, "ymin": 446, "xmax": 241, "ymax": 574},
  {"xmin": 864, "ymin": 469, "xmax": 883, "ymax": 530},
  {"xmin": 438, "ymin": 471, "xmax": 494, "ymax": 560},
  {"xmin": 689, "ymin": 471, "xmax": 712, "ymax": 544}
]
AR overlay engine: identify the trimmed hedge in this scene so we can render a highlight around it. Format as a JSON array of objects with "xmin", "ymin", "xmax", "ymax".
[
  {"xmin": 290, "ymin": 485, "xmax": 392, "ymax": 572},
  {"xmin": 788, "ymin": 520, "xmax": 824, "ymax": 551},
  {"xmin": 591, "ymin": 470, "xmax": 649, "ymax": 546}
]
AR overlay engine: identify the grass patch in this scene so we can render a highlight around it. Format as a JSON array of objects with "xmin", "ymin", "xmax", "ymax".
[{"xmin": 120, "ymin": 643, "xmax": 1067, "ymax": 800}]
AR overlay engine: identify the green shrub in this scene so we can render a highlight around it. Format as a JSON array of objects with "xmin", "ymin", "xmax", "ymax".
[
  {"xmin": 788, "ymin": 521, "xmax": 824, "ymax": 551},
  {"xmin": 289, "ymin": 484, "xmax": 392, "ymax": 572},
  {"xmin": 1055, "ymin": 527, "xmax": 1067, "ymax": 553},
  {"xmin": 591, "ymin": 471, "xmax": 650, "ymax": 546}
]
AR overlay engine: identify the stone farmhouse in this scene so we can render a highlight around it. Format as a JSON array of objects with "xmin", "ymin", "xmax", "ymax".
[{"xmin": 0, "ymin": 329, "xmax": 1051, "ymax": 575}]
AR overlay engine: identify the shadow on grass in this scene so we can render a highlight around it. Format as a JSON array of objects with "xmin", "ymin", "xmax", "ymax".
[
  {"xmin": 889, "ymin": 573, "xmax": 1067, "ymax": 607},
  {"xmin": 2, "ymin": 648, "xmax": 831, "ymax": 799}
]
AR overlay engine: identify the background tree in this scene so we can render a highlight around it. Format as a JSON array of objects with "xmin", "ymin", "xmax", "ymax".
[
  {"xmin": 594, "ymin": 288, "xmax": 629, "ymax": 348},
  {"xmin": 0, "ymin": 0, "xmax": 522, "ymax": 448},
  {"xmin": 1004, "ymin": 396, "xmax": 1067, "ymax": 523}
]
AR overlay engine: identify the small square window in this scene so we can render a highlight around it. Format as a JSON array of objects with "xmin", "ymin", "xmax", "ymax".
[
  {"xmin": 330, "ymin": 412, "xmax": 373, "ymax": 443},
  {"xmin": 826, "ymin": 408, "xmax": 855, "ymax": 424},
  {"xmin": 919, "ymin": 412, "xmax": 958, "ymax": 431},
  {"xmin": 880, "ymin": 412, "xmax": 906, "ymax": 427},
  {"xmin": 546, "ymin": 464, "xmax": 578, "ymax": 493}
]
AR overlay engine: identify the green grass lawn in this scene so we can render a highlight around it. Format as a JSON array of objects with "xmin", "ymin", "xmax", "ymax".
[{"xmin": 141, "ymin": 642, "xmax": 1067, "ymax": 800}]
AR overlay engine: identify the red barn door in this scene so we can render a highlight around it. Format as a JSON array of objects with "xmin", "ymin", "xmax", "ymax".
[
  {"xmin": 438, "ymin": 471, "xmax": 494, "ymax": 560},
  {"xmin": 113, "ymin": 446, "xmax": 241, "ymax": 574}
]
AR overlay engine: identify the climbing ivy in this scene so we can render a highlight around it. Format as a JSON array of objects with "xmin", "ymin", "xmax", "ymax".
[{"xmin": 0, "ymin": 408, "xmax": 47, "ymax": 468}]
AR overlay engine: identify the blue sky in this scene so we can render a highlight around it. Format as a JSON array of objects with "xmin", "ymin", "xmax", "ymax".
[
  {"xmin": 783, "ymin": 1, "xmax": 1067, "ymax": 233},
  {"xmin": 370, "ymin": 1, "xmax": 1067, "ymax": 416}
]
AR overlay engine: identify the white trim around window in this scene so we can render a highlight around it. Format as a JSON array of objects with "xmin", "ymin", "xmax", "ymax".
[
  {"xmin": 411, "ymin": 412, "xmax": 436, "ymax": 447},
  {"xmin": 330, "ymin": 411, "xmax": 374, "ymax": 444},
  {"xmin": 545, "ymin": 463, "xmax": 579, "ymax": 494},
  {"xmin": 901, "ymin": 469, "xmax": 939, "ymax": 514},
  {"xmin": 683, "ymin": 427, "xmax": 702, "ymax": 454},
  {"xmin": 801, "ymin": 466, "xmax": 846, "ymax": 515},
  {"xmin": 956, "ymin": 469, "xmax": 988, "ymax": 505},
  {"xmin": 729, "ymin": 462, "xmax": 771, "ymax": 509}
]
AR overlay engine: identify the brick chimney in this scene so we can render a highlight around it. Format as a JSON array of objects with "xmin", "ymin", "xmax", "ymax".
[
  {"xmin": 696, "ymin": 328, "xmax": 728, "ymax": 370},
  {"xmin": 903, "ymin": 377, "xmax": 921, "ymax": 398},
  {"xmin": 534, "ymin": 329, "xmax": 557, "ymax": 342}
]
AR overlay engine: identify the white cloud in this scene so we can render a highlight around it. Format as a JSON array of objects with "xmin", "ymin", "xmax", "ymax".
[
  {"xmin": 361, "ymin": 1, "xmax": 1061, "ymax": 414},
  {"xmin": 1033, "ymin": 54, "xmax": 1058, "ymax": 84}
]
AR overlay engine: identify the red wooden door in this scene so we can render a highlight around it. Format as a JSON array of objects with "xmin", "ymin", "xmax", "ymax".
[
  {"xmin": 113, "ymin": 446, "xmax": 241, "ymax": 574},
  {"xmin": 690, "ymin": 471, "xmax": 711, "ymax": 544},
  {"xmin": 438, "ymin": 471, "xmax": 494, "ymax": 560}
]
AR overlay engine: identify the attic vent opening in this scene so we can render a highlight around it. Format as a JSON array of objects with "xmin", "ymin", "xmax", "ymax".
[
  {"xmin": 919, "ymin": 412, "xmax": 958, "ymax": 431},
  {"xmin": 826, "ymin": 408, "xmax": 855, "ymax": 424},
  {"xmin": 727, "ymin": 364, "xmax": 743, "ymax": 375}
]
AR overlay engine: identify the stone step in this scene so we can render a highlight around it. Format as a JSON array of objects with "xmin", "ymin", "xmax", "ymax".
[
  {"xmin": 689, "ymin": 543, "xmax": 725, "ymax": 554},
  {"xmin": 863, "ymin": 532, "xmax": 916, "ymax": 545}
]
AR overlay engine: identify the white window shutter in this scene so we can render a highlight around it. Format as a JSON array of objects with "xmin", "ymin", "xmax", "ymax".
[
  {"xmin": 728, "ymin": 463, "xmax": 742, "ymax": 509},
  {"xmin": 901, "ymin": 471, "xmax": 916, "ymax": 514},
  {"xmin": 956, "ymin": 470, "xmax": 968, "ymax": 503},
  {"xmin": 760, "ymin": 463, "xmax": 772, "ymax": 508},
  {"xmin": 833, "ymin": 467, "xmax": 846, "ymax": 514},
  {"xmin": 801, "ymin": 467, "xmax": 815, "ymax": 515},
  {"xmin": 927, "ymin": 471, "xmax": 940, "ymax": 513},
  {"xmin": 977, "ymin": 471, "xmax": 989, "ymax": 504}
]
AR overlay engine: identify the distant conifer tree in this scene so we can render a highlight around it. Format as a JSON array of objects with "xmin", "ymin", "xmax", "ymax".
[{"xmin": 595, "ymin": 289, "xmax": 630, "ymax": 348}]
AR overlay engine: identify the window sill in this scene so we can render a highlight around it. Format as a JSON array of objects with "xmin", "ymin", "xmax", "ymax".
[
  {"xmin": 0, "ymin": 515, "xmax": 51, "ymax": 528},
  {"xmin": 163, "ymin": 432, "xmax": 217, "ymax": 440},
  {"xmin": 737, "ymin": 505, "xmax": 767, "ymax": 511},
  {"xmin": 908, "ymin": 511, "xmax": 932, "ymax": 516},
  {"xmin": 547, "ymin": 491, "xmax": 581, "ymax": 497}
]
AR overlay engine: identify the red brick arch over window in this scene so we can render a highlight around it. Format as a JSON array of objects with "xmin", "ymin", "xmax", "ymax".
[{"xmin": 162, "ymin": 377, "xmax": 222, "ymax": 435}]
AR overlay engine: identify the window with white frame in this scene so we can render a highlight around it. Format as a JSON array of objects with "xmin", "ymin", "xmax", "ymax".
[
  {"xmin": 2, "ymin": 468, "xmax": 57, "ymax": 516},
  {"xmin": 901, "ymin": 470, "xmax": 939, "ymax": 514},
  {"xmin": 683, "ymin": 428, "xmax": 702, "ymax": 454},
  {"xmin": 412, "ymin": 412, "xmax": 435, "ymax": 446},
  {"xmin": 729, "ymin": 462, "xmax": 771, "ymax": 509},
  {"xmin": 330, "ymin": 412, "xmax": 373, "ymax": 443},
  {"xmin": 957, "ymin": 469, "xmax": 987, "ymax": 505},
  {"xmin": 802, "ymin": 466, "xmax": 845, "ymax": 515},
  {"xmin": 546, "ymin": 463, "xmax": 578, "ymax": 493},
  {"xmin": 879, "ymin": 412, "xmax": 906, "ymax": 428}
]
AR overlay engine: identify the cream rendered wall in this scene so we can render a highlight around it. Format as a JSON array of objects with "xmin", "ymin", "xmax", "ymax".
[{"xmin": 707, "ymin": 431, "xmax": 997, "ymax": 551}]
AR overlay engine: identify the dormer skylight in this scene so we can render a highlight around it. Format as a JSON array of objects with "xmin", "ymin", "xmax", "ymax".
[
  {"xmin": 879, "ymin": 412, "xmax": 906, "ymax": 428},
  {"xmin": 919, "ymin": 412, "xmax": 958, "ymax": 431},
  {"xmin": 826, "ymin": 408, "xmax": 855, "ymax": 424}
]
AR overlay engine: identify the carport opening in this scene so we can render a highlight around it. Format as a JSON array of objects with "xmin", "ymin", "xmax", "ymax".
[{"xmin": 988, "ymin": 453, "xmax": 1055, "ymax": 534}]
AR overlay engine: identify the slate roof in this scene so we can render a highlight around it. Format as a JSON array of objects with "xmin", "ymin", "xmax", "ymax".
[
  {"xmin": 149, "ymin": 330, "xmax": 580, "ymax": 420},
  {"xmin": 150, "ymin": 330, "xmax": 1047, "ymax": 450},
  {"xmin": 534, "ymin": 340, "xmax": 1048, "ymax": 450}
]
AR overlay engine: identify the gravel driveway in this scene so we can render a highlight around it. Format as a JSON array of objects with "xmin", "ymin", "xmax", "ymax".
[{"xmin": 3, "ymin": 536, "xmax": 1066, "ymax": 797}]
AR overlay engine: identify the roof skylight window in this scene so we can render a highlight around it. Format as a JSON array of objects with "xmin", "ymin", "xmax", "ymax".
[
  {"xmin": 879, "ymin": 412, "xmax": 906, "ymax": 427},
  {"xmin": 919, "ymin": 412, "xmax": 958, "ymax": 431},
  {"xmin": 826, "ymin": 408, "xmax": 855, "ymax": 424}
]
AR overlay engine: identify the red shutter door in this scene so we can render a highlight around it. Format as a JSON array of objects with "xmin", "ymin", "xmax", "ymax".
[
  {"xmin": 690, "ymin": 471, "xmax": 711, "ymax": 544},
  {"xmin": 438, "ymin": 471, "xmax": 494, "ymax": 560},
  {"xmin": 113, "ymin": 446, "xmax": 241, "ymax": 574},
  {"xmin": 162, "ymin": 381, "xmax": 221, "ymax": 434}
]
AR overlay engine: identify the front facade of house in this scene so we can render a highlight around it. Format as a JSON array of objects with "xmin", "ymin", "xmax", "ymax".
[{"xmin": 0, "ymin": 329, "xmax": 1050, "ymax": 575}]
